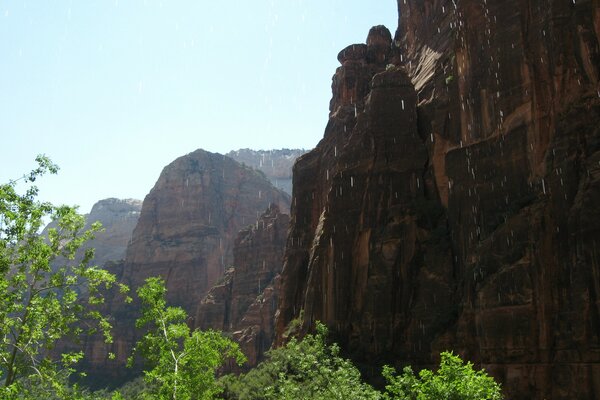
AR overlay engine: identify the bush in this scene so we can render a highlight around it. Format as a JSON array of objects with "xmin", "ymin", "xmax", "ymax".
[
  {"xmin": 383, "ymin": 351, "xmax": 503, "ymax": 400},
  {"xmin": 220, "ymin": 322, "xmax": 380, "ymax": 400}
]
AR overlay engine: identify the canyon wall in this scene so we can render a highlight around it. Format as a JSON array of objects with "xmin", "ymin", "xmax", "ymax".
[
  {"xmin": 80, "ymin": 149, "xmax": 290, "ymax": 384},
  {"xmin": 275, "ymin": 1, "xmax": 600, "ymax": 398},
  {"xmin": 196, "ymin": 204, "xmax": 289, "ymax": 368},
  {"xmin": 121, "ymin": 149, "xmax": 289, "ymax": 312}
]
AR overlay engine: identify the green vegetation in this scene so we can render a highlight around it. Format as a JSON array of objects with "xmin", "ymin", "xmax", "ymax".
[
  {"xmin": 219, "ymin": 322, "xmax": 380, "ymax": 400},
  {"xmin": 220, "ymin": 324, "xmax": 502, "ymax": 400},
  {"xmin": 127, "ymin": 277, "xmax": 245, "ymax": 400},
  {"xmin": 0, "ymin": 156, "xmax": 129, "ymax": 399},
  {"xmin": 382, "ymin": 351, "xmax": 502, "ymax": 400},
  {"xmin": 0, "ymin": 157, "xmax": 503, "ymax": 400}
]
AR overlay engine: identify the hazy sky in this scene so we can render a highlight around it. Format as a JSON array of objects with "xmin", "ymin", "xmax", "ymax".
[{"xmin": 1, "ymin": 1, "xmax": 397, "ymax": 213}]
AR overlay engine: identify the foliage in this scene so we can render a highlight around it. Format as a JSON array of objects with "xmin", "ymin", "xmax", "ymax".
[
  {"xmin": 111, "ymin": 376, "xmax": 149, "ymax": 400},
  {"xmin": 129, "ymin": 277, "xmax": 245, "ymax": 400},
  {"xmin": 0, "ymin": 156, "xmax": 129, "ymax": 399},
  {"xmin": 219, "ymin": 322, "xmax": 381, "ymax": 400},
  {"xmin": 382, "ymin": 351, "xmax": 503, "ymax": 400}
]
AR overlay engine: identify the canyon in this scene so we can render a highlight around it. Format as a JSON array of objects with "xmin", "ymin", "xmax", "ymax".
[
  {"xmin": 76, "ymin": 149, "xmax": 290, "ymax": 383},
  {"xmin": 275, "ymin": 0, "xmax": 600, "ymax": 399},
  {"xmin": 72, "ymin": 1, "xmax": 599, "ymax": 398}
]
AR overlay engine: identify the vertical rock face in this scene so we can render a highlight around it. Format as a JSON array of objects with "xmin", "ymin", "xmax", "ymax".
[
  {"xmin": 122, "ymin": 149, "xmax": 290, "ymax": 312},
  {"xmin": 276, "ymin": 25, "xmax": 455, "ymax": 372},
  {"xmin": 196, "ymin": 204, "xmax": 289, "ymax": 367},
  {"xmin": 276, "ymin": 1, "xmax": 600, "ymax": 398},
  {"xmin": 82, "ymin": 149, "xmax": 290, "ymax": 383}
]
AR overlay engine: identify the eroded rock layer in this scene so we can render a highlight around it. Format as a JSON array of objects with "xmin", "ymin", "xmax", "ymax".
[
  {"xmin": 196, "ymin": 204, "xmax": 289, "ymax": 368},
  {"xmin": 122, "ymin": 150, "xmax": 289, "ymax": 312},
  {"xmin": 82, "ymin": 149, "xmax": 290, "ymax": 383},
  {"xmin": 276, "ymin": 1, "xmax": 600, "ymax": 398}
]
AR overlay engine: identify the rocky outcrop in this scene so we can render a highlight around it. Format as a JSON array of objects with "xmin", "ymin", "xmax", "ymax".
[
  {"xmin": 81, "ymin": 149, "xmax": 290, "ymax": 384},
  {"xmin": 44, "ymin": 198, "xmax": 142, "ymax": 267},
  {"xmin": 276, "ymin": 1, "xmax": 600, "ymax": 398},
  {"xmin": 227, "ymin": 149, "xmax": 306, "ymax": 195},
  {"xmin": 121, "ymin": 149, "xmax": 289, "ymax": 312},
  {"xmin": 196, "ymin": 204, "xmax": 289, "ymax": 368},
  {"xmin": 84, "ymin": 198, "xmax": 142, "ymax": 266}
]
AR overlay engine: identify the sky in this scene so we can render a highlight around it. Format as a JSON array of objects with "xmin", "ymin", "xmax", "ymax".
[{"xmin": 1, "ymin": 0, "xmax": 398, "ymax": 214}]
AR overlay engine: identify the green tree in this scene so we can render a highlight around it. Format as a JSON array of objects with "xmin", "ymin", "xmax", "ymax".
[
  {"xmin": 0, "ymin": 156, "xmax": 129, "ymax": 399},
  {"xmin": 382, "ymin": 351, "xmax": 503, "ymax": 400},
  {"xmin": 220, "ymin": 322, "xmax": 381, "ymax": 400},
  {"xmin": 130, "ymin": 277, "xmax": 245, "ymax": 400}
]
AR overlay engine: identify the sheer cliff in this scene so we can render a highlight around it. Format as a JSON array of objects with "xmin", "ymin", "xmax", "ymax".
[
  {"xmin": 196, "ymin": 204, "xmax": 289, "ymax": 368},
  {"xmin": 79, "ymin": 149, "xmax": 290, "ymax": 383},
  {"xmin": 275, "ymin": 1, "xmax": 600, "ymax": 399}
]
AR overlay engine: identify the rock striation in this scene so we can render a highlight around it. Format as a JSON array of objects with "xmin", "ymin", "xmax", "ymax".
[
  {"xmin": 80, "ymin": 149, "xmax": 290, "ymax": 384},
  {"xmin": 121, "ymin": 149, "xmax": 289, "ymax": 312},
  {"xmin": 196, "ymin": 204, "xmax": 289, "ymax": 368},
  {"xmin": 275, "ymin": 1, "xmax": 600, "ymax": 399}
]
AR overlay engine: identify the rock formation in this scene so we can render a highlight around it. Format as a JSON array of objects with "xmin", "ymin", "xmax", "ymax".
[
  {"xmin": 275, "ymin": 1, "xmax": 600, "ymax": 399},
  {"xmin": 196, "ymin": 204, "xmax": 289, "ymax": 368},
  {"xmin": 227, "ymin": 149, "xmax": 306, "ymax": 195},
  {"xmin": 83, "ymin": 198, "xmax": 142, "ymax": 266},
  {"xmin": 43, "ymin": 198, "xmax": 142, "ymax": 267},
  {"xmin": 121, "ymin": 149, "xmax": 289, "ymax": 312},
  {"xmin": 80, "ymin": 149, "xmax": 290, "ymax": 384}
]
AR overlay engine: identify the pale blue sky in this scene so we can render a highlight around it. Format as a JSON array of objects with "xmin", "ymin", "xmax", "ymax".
[{"xmin": 1, "ymin": 1, "xmax": 397, "ymax": 213}]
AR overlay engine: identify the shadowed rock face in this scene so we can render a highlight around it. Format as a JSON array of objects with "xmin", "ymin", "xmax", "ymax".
[
  {"xmin": 276, "ymin": 1, "xmax": 600, "ymax": 398},
  {"xmin": 79, "ymin": 149, "xmax": 290, "ymax": 383},
  {"xmin": 196, "ymin": 204, "xmax": 289, "ymax": 368}
]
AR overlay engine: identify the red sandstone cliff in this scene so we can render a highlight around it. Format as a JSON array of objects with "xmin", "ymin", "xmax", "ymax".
[
  {"xmin": 121, "ymin": 149, "xmax": 289, "ymax": 312},
  {"xmin": 80, "ymin": 149, "xmax": 290, "ymax": 383},
  {"xmin": 275, "ymin": 1, "xmax": 600, "ymax": 399},
  {"xmin": 196, "ymin": 204, "xmax": 289, "ymax": 368}
]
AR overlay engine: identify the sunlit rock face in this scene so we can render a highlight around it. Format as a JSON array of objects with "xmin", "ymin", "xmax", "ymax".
[
  {"xmin": 80, "ymin": 149, "xmax": 290, "ymax": 384},
  {"xmin": 226, "ymin": 149, "xmax": 307, "ymax": 195},
  {"xmin": 122, "ymin": 149, "xmax": 289, "ymax": 312},
  {"xmin": 276, "ymin": 1, "xmax": 600, "ymax": 398},
  {"xmin": 195, "ymin": 204, "xmax": 289, "ymax": 368}
]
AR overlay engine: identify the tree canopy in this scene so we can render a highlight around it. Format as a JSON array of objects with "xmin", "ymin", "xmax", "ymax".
[{"xmin": 0, "ymin": 156, "xmax": 128, "ymax": 399}]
